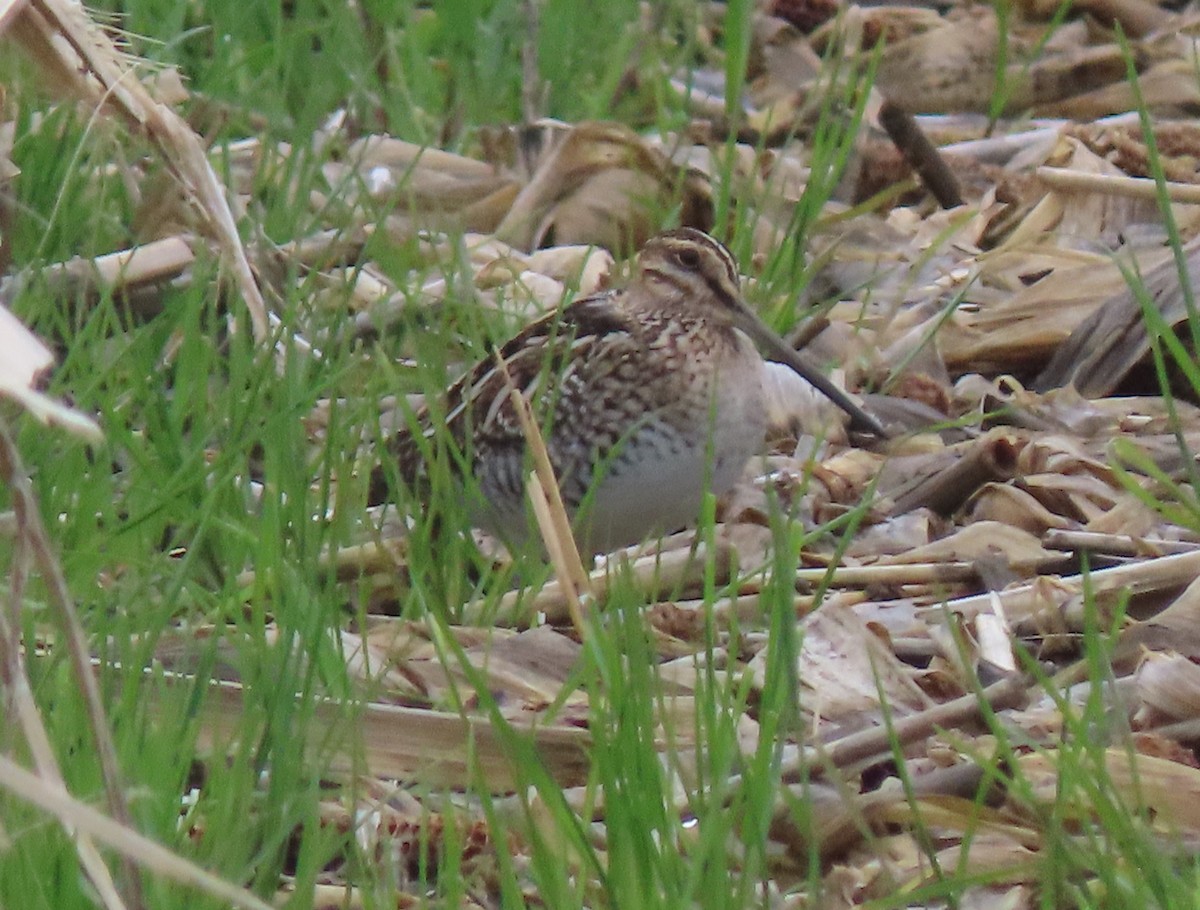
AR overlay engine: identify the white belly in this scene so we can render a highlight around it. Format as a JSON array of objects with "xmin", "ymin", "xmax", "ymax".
[{"xmin": 576, "ymin": 357, "xmax": 768, "ymax": 553}]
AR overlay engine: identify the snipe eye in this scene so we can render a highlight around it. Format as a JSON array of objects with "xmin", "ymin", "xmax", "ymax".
[{"xmin": 674, "ymin": 248, "xmax": 702, "ymax": 269}]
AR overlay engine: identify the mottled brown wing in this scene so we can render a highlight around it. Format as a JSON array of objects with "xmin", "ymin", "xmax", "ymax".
[{"xmin": 367, "ymin": 290, "xmax": 637, "ymax": 506}]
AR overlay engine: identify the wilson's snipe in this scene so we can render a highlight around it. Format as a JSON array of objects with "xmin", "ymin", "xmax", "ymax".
[{"xmin": 370, "ymin": 228, "xmax": 884, "ymax": 554}]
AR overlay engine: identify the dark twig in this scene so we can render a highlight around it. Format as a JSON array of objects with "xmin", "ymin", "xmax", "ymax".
[{"xmin": 879, "ymin": 99, "xmax": 963, "ymax": 210}]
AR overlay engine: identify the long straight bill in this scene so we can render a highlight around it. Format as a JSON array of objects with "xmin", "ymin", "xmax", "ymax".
[{"xmin": 735, "ymin": 312, "xmax": 887, "ymax": 437}]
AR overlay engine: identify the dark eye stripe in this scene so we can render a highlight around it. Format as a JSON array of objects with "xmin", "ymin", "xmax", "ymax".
[
  {"xmin": 644, "ymin": 229, "xmax": 743, "ymax": 315},
  {"xmin": 699, "ymin": 267, "xmax": 739, "ymax": 311},
  {"xmin": 661, "ymin": 229, "xmax": 739, "ymax": 286}
]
